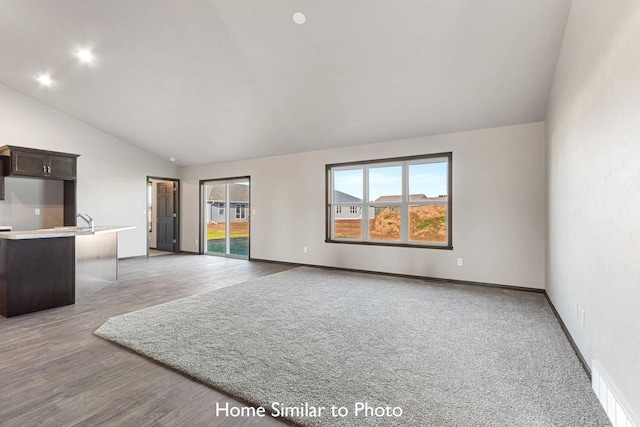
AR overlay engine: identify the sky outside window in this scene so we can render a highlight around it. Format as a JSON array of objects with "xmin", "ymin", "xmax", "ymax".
[
  {"xmin": 368, "ymin": 166, "xmax": 402, "ymax": 201},
  {"xmin": 333, "ymin": 169, "xmax": 363, "ymax": 200},
  {"xmin": 409, "ymin": 162, "xmax": 447, "ymax": 197},
  {"xmin": 334, "ymin": 161, "xmax": 448, "ymax": 202}
]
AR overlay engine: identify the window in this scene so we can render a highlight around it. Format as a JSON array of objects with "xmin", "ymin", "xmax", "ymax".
[
  {"xmin": 326, "ymin": 152, "xmax": 452, "ymax": 249},
  {"xmin": 218, "ymin": 202, "xmax": 225, "ymax": 215},
  {"xmin": 236, "ymin": 204, "xmax": 247, "ymax": 220}
]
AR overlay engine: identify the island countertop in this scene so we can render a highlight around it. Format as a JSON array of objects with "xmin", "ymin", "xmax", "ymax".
[{"xmin": 0, "ymin": 225, "xmax": 135, "ymax": 240}]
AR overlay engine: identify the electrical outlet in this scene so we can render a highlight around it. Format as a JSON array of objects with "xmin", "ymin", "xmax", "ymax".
[
  {"xmin": 195, "ymin": 239, "xmax": 199, "ymax": 245},
  {"xmin": 303, "ymin": 247, "xmax": 308, "ymax": 253},
  {"xmin": 252, "ymin": 209, "xmax": 256, "ymax": 215},
  {"xmin": 457, "ymin": 258, "xmax": 463, "ymax": 266},
  {"xmin": 35, "ymin": 208, "xmax": 41, "ymax": 215}
]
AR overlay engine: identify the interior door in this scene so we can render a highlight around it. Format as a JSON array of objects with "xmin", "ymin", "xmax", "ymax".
[{"xmin": 156, "ymin": 182, "xmax": 175, "ymax": 251}]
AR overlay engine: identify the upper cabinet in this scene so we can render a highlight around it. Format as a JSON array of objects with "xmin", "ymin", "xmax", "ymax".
[
  {"xmin": 0, "ymin": 146, "xmax": 80, "ymax": 203},
  {"xmin": 0, "ymin": 146, "xmax": 79, "ymax": 181}
]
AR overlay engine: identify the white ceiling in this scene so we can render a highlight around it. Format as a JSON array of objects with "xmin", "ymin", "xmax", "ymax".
[{"xmin": 0, "ymin": 0, "xmax": 571, "ymax": 166}]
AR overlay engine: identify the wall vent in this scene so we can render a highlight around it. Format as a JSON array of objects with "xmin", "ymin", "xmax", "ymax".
[{"xmin": 592, "ymin": 360, "xmax": 639, "ymax": 427}]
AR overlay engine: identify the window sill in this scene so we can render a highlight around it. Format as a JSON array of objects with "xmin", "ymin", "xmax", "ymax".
[{"xmin": 325, "ymin": 239, "xmax": 453, "ymax": 250}]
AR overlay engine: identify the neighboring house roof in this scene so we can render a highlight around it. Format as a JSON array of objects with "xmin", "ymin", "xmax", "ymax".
[
  {"xmin": 333, "ymin": 190, "xmax": 362, "ymax": 203},
  {"xmin": 373, "ymin": 194, "xmax": 447, "ymax": 203},
  {"xmin": 208, "ymin": 183, "xmax": 249, "ymax": 203}
]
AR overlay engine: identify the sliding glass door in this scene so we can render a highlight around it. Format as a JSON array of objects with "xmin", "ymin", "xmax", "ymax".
[{"xmin": 202, "ymin": 178, "xmax": 250, "ymax": 258}]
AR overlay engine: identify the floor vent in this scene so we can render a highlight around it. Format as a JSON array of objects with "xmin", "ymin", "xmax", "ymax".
[{"xmin": 592, "ymin": 360, "xmax": 638, "ymax": 427}]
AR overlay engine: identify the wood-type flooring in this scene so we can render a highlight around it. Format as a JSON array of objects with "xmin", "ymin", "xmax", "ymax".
[{"xmin": 0, "ymin": 254, "xmax": 295, "ymax": 426}]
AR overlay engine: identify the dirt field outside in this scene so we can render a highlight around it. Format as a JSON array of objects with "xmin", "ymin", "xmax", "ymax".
[
  {"xmin": 206, "ymin": 222, "xmax": 250, "ymax": 256},
  {"xmin": 207, "ymin": 221, "xmax": 249, "ymax": 240},
  {"xmin": 333, "ymin": 205, "xmax": 446, "ymax": 243},
  {"xmin": 409, "ymin": 205, "xmax": 446, "ymax": 242},
  {"xmin": 334, "ymin": 219, "xmax": 363, "ymax": 239}
]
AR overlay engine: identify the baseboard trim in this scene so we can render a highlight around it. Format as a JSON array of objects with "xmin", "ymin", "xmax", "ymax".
[
  {"xmin": 249, "ymin": 257, "xmax": 544, "ymax": 294},
  {"xmin": 542, "ymin": 292, "xmax": 591, "ymax": 378}
]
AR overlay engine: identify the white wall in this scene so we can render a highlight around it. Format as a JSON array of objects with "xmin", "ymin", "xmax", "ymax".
[
  {"xmin": 181, "ymin": 122, "xmax": 546, "ymax": 289},
  {"xmin": 546, "ymin": 0, "xmax": 640, "ymax": 418},
  {"xmin": 0, "ymin": 84, "xmax": 178, "ymax": 257}
]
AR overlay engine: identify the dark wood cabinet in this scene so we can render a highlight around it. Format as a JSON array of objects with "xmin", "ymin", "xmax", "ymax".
[
  {"xmin": 2, "ymin": 146, "xmax": 78, "ymax": 180},
  {"xmin": 12, "ymin": 150, "xmax": 50, "ymax": 177},
  {"xmin": 0, "ymin": 146, "xmax": 79, "ymax": 212},
  {"xmin": 0, "ymin": 145, "xmax": 82, "ymax": 317},
  {"xmin": 0, "ymin": 237, "xmax": 76, "ymax": 317},
  {"xmin": 0, "ymin": 156, "xmax": 7, "ymax": 200},
  {"xmin": 48, "ymin": 154, "xmax": 77, "ymax": 179}
]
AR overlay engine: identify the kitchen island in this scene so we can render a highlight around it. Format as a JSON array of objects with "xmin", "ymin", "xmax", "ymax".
[{"xmin": 0, "ymin": 226, "xmax": 134, "ymax": 317}]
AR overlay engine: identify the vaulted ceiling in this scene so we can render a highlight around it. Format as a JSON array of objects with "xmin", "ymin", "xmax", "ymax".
[{"xmin": 0, "ymin": 0, "xmax": 571, "ymax": 166}]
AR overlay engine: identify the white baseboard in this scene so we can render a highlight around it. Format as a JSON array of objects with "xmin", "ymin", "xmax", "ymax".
[{"xmin": 592, "ymin": 360, "xmax": 639, "ymax": 427}]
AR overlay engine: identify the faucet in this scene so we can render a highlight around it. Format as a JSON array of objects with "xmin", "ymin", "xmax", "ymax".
[{"xmin": 76, "ymin": 213, "xmax": 95, "ymax": 232}]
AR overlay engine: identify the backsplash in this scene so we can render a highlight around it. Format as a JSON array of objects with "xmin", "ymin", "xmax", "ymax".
[{"xmin": 0, "ymin": 177, "xmax": 64, "ymax": 231}]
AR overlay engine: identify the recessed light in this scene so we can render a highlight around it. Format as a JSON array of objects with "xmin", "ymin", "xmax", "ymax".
[
  {"xmin": 76, "ymin": 48, "xmax": 94, "ymax": 64},
  {"xmin": 292, "ymin": 12, "xmax": 306, "ymax": 24},
  {"xmin": 35, "ymin": 74, "xmax": 54, "ymax": 87},
  {"xmin": 169, "ymin": 157, "xmax": 176, "ymax": 162}
]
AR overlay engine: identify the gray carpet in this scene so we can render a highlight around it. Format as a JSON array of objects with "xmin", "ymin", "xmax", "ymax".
[{"xmin": 95, "ymin": 267, "xmax": 610, "ymax": 427}]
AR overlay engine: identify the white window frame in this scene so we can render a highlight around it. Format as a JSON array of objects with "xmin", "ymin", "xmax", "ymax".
[{"xmin": 326, "ymin": 152, "xmax": 452, "ymax": 249}]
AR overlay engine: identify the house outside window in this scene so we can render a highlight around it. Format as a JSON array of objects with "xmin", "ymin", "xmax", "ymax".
[{"xmin": 326, "ymin": 152, "xmax": 452, "ymax": 249}]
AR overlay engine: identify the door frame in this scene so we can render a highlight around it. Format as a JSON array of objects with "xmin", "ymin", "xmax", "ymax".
[
  {"xmin": 199, "ymin": 176, "xmax": 251, "ymax": 259},
  {"xmin": 147, "ymin": 176, "xmax": 181, "ymax": 256}
]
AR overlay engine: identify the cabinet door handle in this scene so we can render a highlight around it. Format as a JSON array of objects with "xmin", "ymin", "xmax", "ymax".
[
  {"xmin": 47, "ymin": 165, "xmax": 51, "ymax": 174},
  {"xmin": 43, "ymin": 164, "xmax": 47, "ymax": 174}
]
